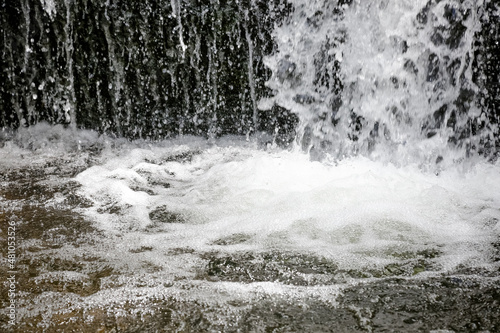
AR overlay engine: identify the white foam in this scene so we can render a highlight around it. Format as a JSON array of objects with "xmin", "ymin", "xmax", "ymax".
[{"xmin": 75, "ymin": 141, "xmax": 500, "ymax": 273}]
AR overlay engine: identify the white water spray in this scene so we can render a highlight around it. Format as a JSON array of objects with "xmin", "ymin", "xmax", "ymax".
[{"xmin": 265, "ymin": 0, "xmax": 489, "ymax": 166}]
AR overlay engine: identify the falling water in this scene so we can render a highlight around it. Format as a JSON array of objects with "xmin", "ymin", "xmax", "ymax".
[
  {"xmin": 264, "ymin": 0, "xmax": 498, "ymax": 165},
  {"xmin": 1, "ymin": 0, "xmax": 296, "ymax": 140}
]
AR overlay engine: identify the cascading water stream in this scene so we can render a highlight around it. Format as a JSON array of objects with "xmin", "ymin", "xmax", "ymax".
[
  {"xmin": 2, "ymin": 0, "xmax": 496, "ymax": 159},
  {"xmin": 263, "ymin": 0, "xmax": 497, "ymax": 166},
  {"xmin": 64, "ymin": 0, "xmax": 76, "ymax": 127}
]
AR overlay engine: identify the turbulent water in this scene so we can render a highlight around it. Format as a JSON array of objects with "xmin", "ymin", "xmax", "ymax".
[
  {"xmin": 1, "ymin": 0, "xmax": 500, "ymax": 332},
  {"xmin": 1, "ymin": 124, "xmax": 499, "ymax": 332},
  {"xmin": 264, "ymin": 0, "xmax": 498, "ymax": 163}
]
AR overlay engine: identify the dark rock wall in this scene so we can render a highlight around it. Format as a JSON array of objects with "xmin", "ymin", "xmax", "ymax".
[
  {"xmin": 0, "ymin": 0, "xmax": 297, "ymax": 141},
  {"xmin": 473, "ymin": 0, "xmax": 500, "ymax": 156}
]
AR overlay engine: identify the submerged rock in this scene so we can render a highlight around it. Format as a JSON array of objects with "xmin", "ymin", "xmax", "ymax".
[{"xmin": 148, "ymin": 205, "xmax": 186, "ymax": 224}]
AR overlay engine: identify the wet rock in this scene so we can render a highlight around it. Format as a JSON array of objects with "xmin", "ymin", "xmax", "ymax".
[
  {"xmin": 1, "ymin": 205, "xmax": 97, "ymax": 246},
  {"xmin": 404, "ymin": 59, "xmax": 418, "ymax": 75},
  {"xmin": 31, "ymin": 272, "xmax": 98, "ymax": 296},
  {"xmin": 97, "ymin": 203, "xmax": 132, "ymax": 215},
  {"xmin": 339, "ymin": 277, "xmax": 500, "ymax": 332},
  {"xmin": 148, "ymin": 205, "xmax": 186, "ymax": 224},
  {"xmin": 167, "ymin": 247, "xmax": 196, "ymax": 255},
  {"xmin": 129, "ymin": 185, "xmax": 156, "ymax": 195},
  {"xmin": 12, "ymin": 274, "xmax": 500, "ymax": 333},
  {"xmin": 210, "ymin": 233, "xmax": 253, "ymax": 246},
  {"xmin": 129, "ymin": 246, "xmax": 154, "ymax": 253},
  {"xmin": 145, "ymin": 150, "xmax": 201, "ymax": 165},
  {"xmin": 199, "ymin": 251, "xmax": 340, "ymax": 285},
  {"xmin": 198, "ymin": 249, "xmax": 444, "ymax": 285}
]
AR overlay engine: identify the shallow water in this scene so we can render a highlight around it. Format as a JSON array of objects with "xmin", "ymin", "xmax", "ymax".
[{"xmin": 1, "ymin": 127, "xmax": 499, "ymax": 332}]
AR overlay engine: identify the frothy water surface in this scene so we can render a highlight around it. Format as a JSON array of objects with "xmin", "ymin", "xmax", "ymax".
[
  {"xmin": 76, "ymin": 140, "xmax": 500, "ymax": 275},
  {"xmin": 2, "ymin": 125, "xmax": 499, "ymax": 331}
]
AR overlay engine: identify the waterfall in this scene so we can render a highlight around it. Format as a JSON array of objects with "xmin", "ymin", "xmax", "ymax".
[
  {"xmin": 0, "ymin": 0, "xmax": 294, "ymax": 141},
  {"xmin": 2, "ymin": 1, "xmax": 500, "ymax": 331},
  {"xmin": 0, "ymin": 0, "xmax": 498, "ymax": 161},
  {"xmin": 263, "ymin": 0, "xmax": 499, "ymax": 164}
]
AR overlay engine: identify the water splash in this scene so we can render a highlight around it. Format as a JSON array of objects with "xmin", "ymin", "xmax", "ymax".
[{"xmin": 264, "ymin": 0, "xmax": 498, "ymax": 166}]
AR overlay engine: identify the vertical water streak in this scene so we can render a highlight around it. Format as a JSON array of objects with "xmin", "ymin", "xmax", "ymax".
[
  {"xmin": 171, "ymin": 0, "xmax": 187, "ymax": 60},
  {"xmin": 191, "ymin": 29, "xmax": 205, "ymax": 135},
  {"xmin": 102, "ymin": 24, "xmax": 121, "ymax": 135},
  {"xmin": 101, "ymin": 2, "xmax": 123, "ymax": 136},
  {"xmin": 21, "ymin": 0, "xmax": 33, "ymax": 126},
  {"xmin": 206, "ymin": 4, "xmax": 220, "ymax": 139},
  {"xmin": 244, "ymin": 9, "xmax": 259, "ymax": 133},
  {"xmin": 63, "ymin": 0, "xmax": 76, "ymax": 127}
]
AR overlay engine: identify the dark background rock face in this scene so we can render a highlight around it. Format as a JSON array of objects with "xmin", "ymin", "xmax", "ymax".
[
  {"xmin": 0, "ymin": 0, "xmax": 498, "ymax": 151},
  {"xmin": 473, "ymin": 0, "xmax": 500, "ymax": 157},
  {"xmin": 0, "ymin": 0, "xmax": 297, "ymax": 142}
]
